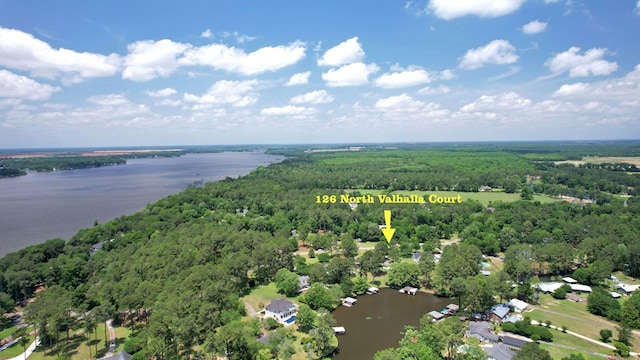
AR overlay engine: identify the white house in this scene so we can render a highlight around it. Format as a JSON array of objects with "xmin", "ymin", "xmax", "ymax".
[
  {"xmin": 569, "ymin": 284, "xmax": 592, "ymax": 293},
  {"xmin": 298, "ymin": 276, "xmax": 310, "ymax": 292},
  {"xmin": 616, "ymin": 283, "xmax": 640, "ymax": 295},
  {"xmin": 265, "ymin": 299, "xmax": 298, "ymax": 325},
  {"xmin": 534, "ymin": 282, "xmax": 563, "ymax": 293},
  {"xmin": 508, "ymin": 298, "xmax": 529, "ymax": 313}
]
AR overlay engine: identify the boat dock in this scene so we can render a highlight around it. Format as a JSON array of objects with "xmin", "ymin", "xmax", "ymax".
[
  {"xmin": 333, "ymin": 326, "xmax": 346, "ymax": 335},
  {"xmin": 399, "ymin": 286, "xmax": 418, "ymax": 295}
]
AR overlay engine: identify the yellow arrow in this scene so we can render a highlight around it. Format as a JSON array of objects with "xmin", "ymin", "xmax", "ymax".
[{"xmin": 381, "ymin": 210, "xmax": 396, "ymax": 243}]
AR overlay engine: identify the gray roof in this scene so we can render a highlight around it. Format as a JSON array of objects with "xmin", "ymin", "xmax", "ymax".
[
  {"xmin": 428, "ymin": 310, "xmax": 445, "ymax": 319},
  {"xmin": 491, "ymin": 305, "xmax": 510, "ymax": 319},
  {"xmin": 469, "ymin": 321, "xmax": 499, "ymax": 342},
  {"xmin": 266, "ymin": 299, "xmax": 296, "ymax": 314},
  {"xmin": 412, "ymin": 252, "xmax": 422, "ymax": 261},
  {"xmin": 483, "ymin": 343, "xmax": 515, "ymax": 360},
  {"xmin": 102, "ymin": 351, "xmax": 132, "ymax": 360}
]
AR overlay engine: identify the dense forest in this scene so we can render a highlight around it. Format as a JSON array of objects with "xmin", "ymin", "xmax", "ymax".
[{"xmin": 1, "ymin": 142, "xmax": 640, "ymax": 359}]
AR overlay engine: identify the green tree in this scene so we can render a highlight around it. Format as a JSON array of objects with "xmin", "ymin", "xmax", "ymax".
[
  {"xmin": 599, "ymin": 329, "xmax": 613, "ymax": 342},
  {"xmin": 387, "ymin": 261, "xmax": 420, "ymax": 288},
  {"xmin": 296, "ymin": 304, "xmax": 316, "ymax": 333},
  {"xmin": 622, "ymin": 291, "xmax": 640, "ymax": 328},
  {"xmin": 275, "ymin": 269, "xmax": 299, "ymax": 297},
  {"xmin": 520, "ymin": 186, "xmax": 534, "ymax": 200},
  {"xmin": 418, "ymin": 254, "xmax": 436, "ymax": 286},
  {"xmin": 340, "ymin": 234, "xmax": 358, "ymax": 258},
  {"xmin": 310, "ymin": 309, "xmax": 336, "ymax": 357},
  {"xmin": 303, "ymin": 283, "xmax": 338, "ymax": 311},
  {"xmin": 513, "ymin": 342, "xmax": 552, "ymax": 360},
  {"xmin": 352, "ymin": 276, "xmax": 370, "ymax": 295}
]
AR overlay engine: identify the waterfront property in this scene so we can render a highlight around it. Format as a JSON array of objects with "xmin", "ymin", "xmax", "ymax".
[
  {"xmin": 482, "ymin": 343, "xmax": 515, "ymax": 360},
  {"xmin": 264, "ymin": 299, "xmax": 298, "ymax": 325},
  {"xmin": 333, "ymin": 327, "xmax": 346, "ymax": 335},
  {"xmin": 428, "ymin": 310, "xmax": 445, "ymax": 322},
  {"xmin": 365, "ymin": 287, "xmax": 379, "ymax": 295},
  {"xmin": 489, "ymin": 304, "xmax": 510, "ymax": 323},
  {"xmin": 468, "ymin": 321, "xmax": 499, "ymax": 342}
]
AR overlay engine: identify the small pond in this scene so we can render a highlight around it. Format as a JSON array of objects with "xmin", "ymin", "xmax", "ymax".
[{"xmin": 331, "ymin": 288, "xmax": 450, "ymax": 359}]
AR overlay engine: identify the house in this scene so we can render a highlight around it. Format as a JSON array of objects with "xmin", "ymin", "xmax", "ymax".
[
  {"xmin": 479, "ymin": 185, "xmax": 492, "ymax": 192},
  {"xmin": 489, "ymin": 305, "xmax": 510, "ymax": 323},
  {"xmin": 562, "ymin": 277, "xmax": 578, "ymax": 284},
  {"xmin": 569, "ymin": 284, "xmax": 592, "ymax": 293},
  {"xmin": 468, "ymin": 321, "xmax": 499, "ymax": 342},
  {"xmin": 507, "ymin": 299, "xmax": 528, "ymax": 313},
  {"xmin": 90, "ymin": 241, "xmax": 104, "ymax": 256},
  {"xmin": 412, "ymin": 252, "xmax": 422, "ymax": 263},
  {"xmin": 298, "ymin": 276, "xmax": 310, "ymax": 292},
  {"xmin": 102, "ymin": 351, "xmax": 133, "ymax": 360},
  {"xmin": 501, "ymin": 314, "xmax": 523, "ymax": 324},
  {"xmin": 611, "ymin": 292, "xmax": 622, "ymax": 298},
  {"xmin": 616, "ymin": 283, "xmax": 640, "ymax": 295},
  {"xmin": 265, "ymin": 299, "xmax": 298, "ymax": 325},
  {"xmin": 534, "ymin": 282, "xmax": 563, "ymax": 294},
  {"xmin": 482, "ymin": 343, "xmax": 515, "ymax": 360},
  {"xmin": 428, "ymin": 310, "xmax": 445, "ymax": 322}
]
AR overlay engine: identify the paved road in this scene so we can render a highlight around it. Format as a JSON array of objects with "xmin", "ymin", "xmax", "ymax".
[{"xmin": 100, "ymin": 320, "xmax": 116, "ymax": 359}]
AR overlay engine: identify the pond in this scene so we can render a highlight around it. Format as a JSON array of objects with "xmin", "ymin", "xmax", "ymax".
[{"xmin": 331, "ymin": 288, "xmax": 450, "ymax": 359}]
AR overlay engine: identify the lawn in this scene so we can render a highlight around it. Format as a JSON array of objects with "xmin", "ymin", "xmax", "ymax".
[
  {"xmin": 0, "ymin": 334, "xmax": 35, "ymax": 359},
  {"xmin": 355, "ymin": 189, "xmax": 558, "ymax": 206},
  {"xmin": 242, "ymin": 283, "xmax": 299, "ymax": 313},
  {"xmin": 0, "ymin": 326, "xmax": 16, "ymax": 341},
  {"xmin": 538, "ymin": 342, "xmax": 606, "ymax": 360},
  {"xmin": 27, "ymin": 322, "xmax": 112, "ymax": 360},
  {"xmin": 530, "ymin": 294, "xmax": 639, "ymax": 351}
]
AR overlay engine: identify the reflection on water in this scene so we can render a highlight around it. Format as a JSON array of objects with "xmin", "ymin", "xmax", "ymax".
[{"xmin": 331, "ymin": 287, "xmax": 449, "ymax": 360}]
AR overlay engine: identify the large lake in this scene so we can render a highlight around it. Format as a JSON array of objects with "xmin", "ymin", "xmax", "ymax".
[
  {"xmin": 0, "ymin": 152, "xmax": 283, "ymax": 256},
  {"xmin": 331, "ymin": 288, "xmax": 449, "ymax": 360}
]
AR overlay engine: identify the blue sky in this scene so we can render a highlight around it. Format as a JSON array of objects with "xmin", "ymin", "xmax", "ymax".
[{"xmin": 1, "ymin": 0, "xmax": 639, "ymax": 148}]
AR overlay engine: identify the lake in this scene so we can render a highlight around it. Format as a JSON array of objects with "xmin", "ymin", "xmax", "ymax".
[
  {"xmin": 331, "ymin": 288, "xmax": 450, "ymax": 359},
  {"xmin": 0, "ymin": 152, "xmax": 283, "ymax": 256}
]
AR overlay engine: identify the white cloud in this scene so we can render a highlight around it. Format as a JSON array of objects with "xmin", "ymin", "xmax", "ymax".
[
  {"xmin": 0, "ymin": 27, "xmax": 120, "ymax": 83},
  {"xmin": 460, "ymin": 92, "xmax": 532, "ymax": 112},
  {"xmin": 180, "ymin": 41, "xmax": 306, "ymax": 75},
  {"xmin": 418, "ymin": 85, "xmax": 451, "ymax": 95},
  {"xmin": 123, "ymin": 39, "xmax": 191, "ymax": 81},
  {"xmin": 290, "ymin": 90, "xmax": 334, "ymax": 104},
  {"xmin": 544, "ymin": 0, "xmax": 561, "ymax": 3},
  {"xmin": 183, "ymin": 79, "xmax": 259, "ymax": 107},
  {"xmin": 145, "ymin": 88, "xmax": 177, "ymax": 97},
  {"xmin": 637, "ymin": 0, "xmax": 640, "ymax": 15},
  {"xmin": 321, "ymin": 62, "xmax": 379, "ymax": 87},
  {"xmin": 440, "ymin": 69, "xmax": 456, "ymax": 80},
  {"xmin": 317, "ymin": 37, "xmax": 365, "ymax": 67},
  {"xmin": 285, "ymin": 71, "xmax": 311, "ymax": 86},
  {"xmin": 553, "ymin": 83, "xmax": 590, "ymax": 97},
  {"xmin": 261, "ymin": 105, "xmax": 314, "ymax": 116},
  {"xmin": 201, "ymin": 29, "xmax": 213, "ymax": 39},
  {"xmin": 156, "ymin": 99, "xmax": 182, "ymax": 107},
  {"xmin": 545, "ymin": 47, "xmax": 618, "ymax": 77},
  {"xmin": 0, "ymin": 70, "xmax": 60, "ymax": 100},
  {"xmin": 374, "ymin": 68, "xmax": 433, "ymax": 88},
  {"xmin": 522, "ymin": 20, "xmax": 548, "ymax": 34},
  {"xmin": 375, "ymin": 93, "xmax": 423, "ymax": 109},
  {"xmin": 87, "ymin": 94, "xmax": 130, "ymax": 106},
  {"xmin": 459, "ymin": 40, "xmax": 518, "ymax": 70},
  {"xmin": 428, "ymin": 0, "xmax": 525, "ymax": 20}
]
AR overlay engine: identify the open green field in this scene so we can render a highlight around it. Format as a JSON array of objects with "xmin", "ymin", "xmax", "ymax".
[
  {"xmin": 355, "ymin": 189, "xmax": 558, "ymax": 206},
  {"xmin": 242, "ymin": 283, "xmax": 298, "ymax": 313},
  {"xmin": 529, "ymin": 294, "xmax": 638, "ymax": 351},
  {"xmin": 539, "ymin": 342, "xmax": 606, "ymax": 360},
  {"xmin": 0, "ymin": 326, "xmax": 16, "ymax": 341}
]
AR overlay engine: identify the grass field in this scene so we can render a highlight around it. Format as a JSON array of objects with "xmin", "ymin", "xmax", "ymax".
[
  {"xmin": 539, "ymin": 342, "xmax": 606, "ymax": 360},
  {"xmin": 26, "ymin": 322, "xmax": 115, "ymax": 360},
  {"xmin": 355, "ymin": 189, "xmax": 558, "ymax": 206},
  {"xmin": 529, "ymin": 294, "xmax": 638, "ymax": 351},
  {"xmin": 0, "ymin": 334, "xmax": 35, "ymax": 359},
  {"xmin": 242, "ymin": 283, "xmax": 298, "ymax": 313},
  {"xmin": 0, "ymin": 326, "xmax": 16, "ymax": 341}
]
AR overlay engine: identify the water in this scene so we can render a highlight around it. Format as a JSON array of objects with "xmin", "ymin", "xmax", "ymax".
[
  {"xmin": 0, "ymin": 152, "xmax": 283, "ymax": 256},
  {"xmin": 331, "ymin": 288, "xmax": 449, "ymax": 360}
]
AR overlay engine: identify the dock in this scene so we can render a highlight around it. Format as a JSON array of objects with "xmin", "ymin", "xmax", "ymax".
[
  {"xmin": 333, "ymin": 327, "xmax": 346, "ymax": 335},
  {"xmin": 365, "ymin": 287, "xmax": 379, "ymax": 295},
  {"xmin": 342, "ymin": 297, "xmax": 357, "ymax": 307},
  {"xmin": 399, "ymin": 286, "xmax": 418, "ymax": 295}
]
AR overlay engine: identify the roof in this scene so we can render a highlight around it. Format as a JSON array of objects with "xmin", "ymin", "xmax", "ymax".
[
  {"xmin": 562, "ymin": 277, "xmax": 577, "ymax": 283},
  {"xmin": 483, "ymin": 343, "xmax": 515, "ymax": 360},
  {"xmin": 611, "ymin": 292, "xmax": 622, "ymax": 298},
  {"xmin": 491, "ymin": 305, "xmax": 510, "ymax": 319},
  {"xmin": 469, "ymin": 321, "xmax": 499, "ymax": 342},
  {"xmin": 265, "ymin": 299, "xmax": 297, "ymax": 313},
  {"xmin": 500, "ymin": 333, "xmax": 531, "ymax": 348},
  {"xmin": 412, "ymin": 252, "xmax": 422, "ymax": 262},
  {"xmin": 102, "ymin": 351, "xmax": 133, "ymax": 360},
  {"xmin": 480, "ymin": 270, "xmax": 491, "ymax": 276},
  {"xmin": 617, "ymin": 283, "xmax": 640, "ymax": 293},
  {"xmin": 446, "ymin": 303, "xmax": 460, "ymax": 311},
  {"xmin": 428, "ymin": 310, "xmax": 445, "ymax": 319},
  {"xmin": 534, "ymin": 282, "xmax": 563, "ymax": 293},
  {"xmin": 569, "ymin": 284, "xmax": 592, "ymax": 292},
  {"xmin": 507, "ymin": 299, "xmax": 528, "ymax": 312},
  {"xmin": 344, "ymin": 297, "xmax": 357, "ymax": 303}
]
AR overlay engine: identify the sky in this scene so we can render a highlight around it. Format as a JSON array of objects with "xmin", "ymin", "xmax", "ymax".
[{"xmin": 1, "ymin": 0, "xmax": 640, "ymax": 148}]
